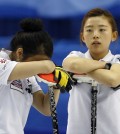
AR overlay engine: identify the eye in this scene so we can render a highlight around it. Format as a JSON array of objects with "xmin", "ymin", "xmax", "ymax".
[
  {"xmin": 99, "ymin": 29, "xmax": 106, "ymax": 32},
  {"xmin": 86, "ymin": 29, "xmax": 92, "ymax": 32}
]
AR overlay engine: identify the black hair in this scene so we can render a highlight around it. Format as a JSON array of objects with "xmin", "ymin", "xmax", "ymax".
[
  {"xmin": 10, "ymin": 18, "xmax": 53, "ymax": 59},
  {"xmin": 81, "ymin": 8, "xmax": 118, "ymax": 33},
  {"xmin": 80, "ymin": 8, "xmax": 118, "ymax": 43}
]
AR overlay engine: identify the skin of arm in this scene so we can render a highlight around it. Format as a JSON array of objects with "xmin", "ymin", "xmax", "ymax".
[
  {"xmin": 88, "ymin": 63, "xmax": 120, "ymax": 87},
  {"xmin": 63, "ymin": 57, "xmax": 120, "ymax": 87},
  {"xmin": 8, "ymin": 59, "xmax": 60, "ymax": 116},
  {"xmin": 8, "ymin": 60, "xmax": 55, "ymax": 81},
  {"xmin": 62, "ymin": 57, "xmax": 106, "ymax": 74},
  {"xmin": 33, "ymin": 89, "xmax": 60, "ymax": 116}
]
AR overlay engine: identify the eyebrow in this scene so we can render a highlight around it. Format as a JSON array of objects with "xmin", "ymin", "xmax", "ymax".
[{"xmin": 85, "ymin": 25, "xmax": 108, "ymax": 28}]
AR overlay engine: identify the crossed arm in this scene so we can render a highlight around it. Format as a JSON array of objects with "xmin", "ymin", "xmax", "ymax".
[
  {"xmin": 62, "ymin": 57, "xmax": 120, "ymax": 87},
  {"xmin": 8, "ymin": 60, "xmax": 60, "ymax": 116}
]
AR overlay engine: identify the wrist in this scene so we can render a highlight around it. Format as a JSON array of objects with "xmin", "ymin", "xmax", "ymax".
[
  {"xmin": 52, "ymin": 85, "xmax": 59, "ymax": 89},
  {"xmin": 104, "ymin": 63, "xmax": 112, "ymax": 70}
]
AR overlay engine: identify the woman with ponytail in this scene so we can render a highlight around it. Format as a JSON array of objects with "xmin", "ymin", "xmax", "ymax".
[{"xmin": 0, "ymin": 18, "xmax": 73, "ymax": 134}]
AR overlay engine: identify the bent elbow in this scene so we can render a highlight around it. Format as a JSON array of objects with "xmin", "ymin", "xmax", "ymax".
[
  {"xmin": 44, "ymin": 62, "xmax": 55, "ymax": 73},
  {"xmin": 63, "ymin": 60, "xmax": 79, "ymax": 73},
  {"xmin": 46, "ymin": 66, "xmax": 55, "ymax": 73}
]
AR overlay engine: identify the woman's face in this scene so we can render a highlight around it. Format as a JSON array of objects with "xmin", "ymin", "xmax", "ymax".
[{"xmin": 81, "ymin": 15, "xmax": 117, "ymax": 60}]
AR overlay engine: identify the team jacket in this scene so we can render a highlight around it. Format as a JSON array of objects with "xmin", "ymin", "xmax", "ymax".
[
  {"xmin": 64, "ymin": 50, "xmax": 120, "ymax": 134},
  {"xmin": 0, "ymin": 48, "xmax": 41, "ymax": 134}
]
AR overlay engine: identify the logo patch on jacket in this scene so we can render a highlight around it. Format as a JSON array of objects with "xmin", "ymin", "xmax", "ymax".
[
  {"xmin": 10, "ymin": 80, "xmax": 23, "ymax": 93},
  {"xmin": 0, "ymin": 59, "xmax": 6, "ymax": 63}
]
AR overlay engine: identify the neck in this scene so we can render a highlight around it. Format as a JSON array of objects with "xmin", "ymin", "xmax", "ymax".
[
  {"xmin": 9, "ymin": 52, "xmax": 17, "ymax": 61},
  {"xmin": 90, "ymin": 50, "xmax": 109, "ymax": 60}
]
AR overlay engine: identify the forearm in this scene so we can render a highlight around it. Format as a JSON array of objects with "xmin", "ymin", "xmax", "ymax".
[
  {"xmin": 88, "ymin": 64, "xmax": 120, "ymax": 87},
  {"xmin": 87, "ymin": 69, "xmax": 115, "ymax": 87},
  {"xmin": 42, "ymin": 89, "xmax": 60, "ymax": 116},
  {"xmin": 9, "ymin": 60, "xmax": 55, "ymax": 81},
  {"xmin": 33, "ymin": 89, "xmax": 60, "ymax": 116},
  {"xmin": 62, "ymin": 57, "xmax": 106, "ymax": 74}
]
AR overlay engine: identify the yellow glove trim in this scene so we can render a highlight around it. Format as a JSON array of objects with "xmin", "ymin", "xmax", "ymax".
[{"xmin": 55, "ymin": 67, "xmax": 70, "ymax": 88}]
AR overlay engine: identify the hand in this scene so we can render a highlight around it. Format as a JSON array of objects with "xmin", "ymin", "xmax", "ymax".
[
  {"xmin": 53, "ymin": 66, "xmax": 76, "ymax": 93},
  {"xmin": 36, "ymin": 67, "xmax": 76, "ymax": 93}
]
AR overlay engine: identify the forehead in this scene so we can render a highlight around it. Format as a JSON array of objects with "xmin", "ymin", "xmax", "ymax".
[{"xmin": 84, "ymin": 16, "xmax": 111, "ymax": 28}]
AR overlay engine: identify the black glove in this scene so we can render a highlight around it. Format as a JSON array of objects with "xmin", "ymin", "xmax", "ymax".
[
  {"xmin": 36, "ymin": 66, "xmax": 76, "ymax": 93},
  {"xmin": 53, "ymin": 67, "xmax": 76, "ymax": 93}
]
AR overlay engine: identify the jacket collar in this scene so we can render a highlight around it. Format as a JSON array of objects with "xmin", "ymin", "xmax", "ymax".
[{"xmin": 85, "ymin": 50, "xmax": 114, "ymax": 62}]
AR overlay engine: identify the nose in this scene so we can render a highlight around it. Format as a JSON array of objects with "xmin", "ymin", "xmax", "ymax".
[{"xmin": 93, "ymin": 30, "xmax": 99, "ymax": 39}]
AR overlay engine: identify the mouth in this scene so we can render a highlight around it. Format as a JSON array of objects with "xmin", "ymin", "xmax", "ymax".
[{"xmin": 92, "ymin": 41, "xmax": 101, "ymax": 45}]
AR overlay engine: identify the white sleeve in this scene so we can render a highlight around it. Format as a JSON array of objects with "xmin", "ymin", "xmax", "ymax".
[
  {"xmin": 112, "ymin": 55, "xmax": 120, "ymax": 64},
  {"xmin": 0, "ymin": 58, "xmax": 18, "ymax": 85},
  {"xmin": 63, "ymin": 51, "xmax": 84, "ymax": 62},
  {"xmin": 29, "ymin": 76, "xmax": 42, "ymax": 93}
]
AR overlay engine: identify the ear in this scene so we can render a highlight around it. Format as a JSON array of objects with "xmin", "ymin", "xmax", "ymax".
[
  {"xmin": 80, "ymin": 32, "xmax": 85, "ymax": 43},
  {"xmin": 16, "ymin": 48, "xmax": 23, "ymax": 61},
  {"xmin": 112, "ymin": 31, "xmax": 118, "ymax": 42}
]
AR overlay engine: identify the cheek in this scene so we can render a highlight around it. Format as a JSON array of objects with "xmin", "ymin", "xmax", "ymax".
[
  {"xmin": 83, "ymin": 31, "xmax": 92, "ymax": 39},
  {"xmin": 102, "ymin": 31, "xmax": 112, "ymax": 38},
  {"xmin": 102, "ymin": 34, "xmax": 112, "ymax": 44},
  {"xmin": 83, "ymin": 35, "xmax": 91, "ymax": 43}
]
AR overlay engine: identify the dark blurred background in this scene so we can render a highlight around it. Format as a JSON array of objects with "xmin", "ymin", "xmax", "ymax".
[{"xmin": 0, "ymin": 0, "xmax": 120, "ymax": 133}]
